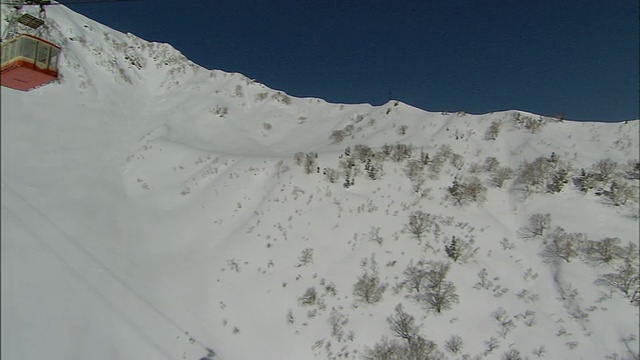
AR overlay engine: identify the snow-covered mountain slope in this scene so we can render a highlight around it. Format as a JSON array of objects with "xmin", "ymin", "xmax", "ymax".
[{"xmin": 2, "ymin": 4, "xmax": 639, "ymax": 360}]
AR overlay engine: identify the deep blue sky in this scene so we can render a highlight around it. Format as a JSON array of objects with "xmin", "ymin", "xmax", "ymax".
[{"xmin": 64, "ymin": 0, "xmax": 638, "ymax": 121}]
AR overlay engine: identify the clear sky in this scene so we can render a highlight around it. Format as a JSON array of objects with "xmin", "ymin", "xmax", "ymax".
[{"xmin": 63, "ymin": 0, "xmax": 639, "ymax": 121}]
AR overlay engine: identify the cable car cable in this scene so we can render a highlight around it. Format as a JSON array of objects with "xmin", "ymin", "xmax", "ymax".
[
  {"xmin": 1, "ymin": 0, "xmax": 145, "ymax": 5},
  {"xmin": 2, "ymin": 184, "xmax": 219, "ymax": 359}
]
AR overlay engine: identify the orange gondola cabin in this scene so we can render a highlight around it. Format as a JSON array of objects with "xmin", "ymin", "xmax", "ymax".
[{"xmin": 1, "ymin": 33, "xmax": 60, "ymax": 91}]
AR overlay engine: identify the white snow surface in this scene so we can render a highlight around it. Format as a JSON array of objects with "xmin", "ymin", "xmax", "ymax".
[{"xmin": 2, "ymin": 4, "xmax": 639, "ymax": 360}]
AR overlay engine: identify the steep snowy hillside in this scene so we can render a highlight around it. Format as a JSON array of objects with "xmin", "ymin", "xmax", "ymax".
[{"xmin": 2, "ymin": 4, "xmax": 639, "ymax": 360}]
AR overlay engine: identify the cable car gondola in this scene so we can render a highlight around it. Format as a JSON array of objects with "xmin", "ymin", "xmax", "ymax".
[
  {"xmin": 1, "ymin": 0, "xmax": 60, "ymax": 91},
  {"xmin": 1, "ymin": 33, "xmax": 61, "ymax": 91}
]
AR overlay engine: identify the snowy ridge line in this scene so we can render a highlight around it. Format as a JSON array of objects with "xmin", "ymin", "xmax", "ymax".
[{"xmin": 1, "ymin": 184, "xmax": 218, "ymax": 360}]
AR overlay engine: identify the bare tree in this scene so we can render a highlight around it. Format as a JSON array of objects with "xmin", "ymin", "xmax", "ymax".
[
  {"xmin": 403, "ymin": 260, "xmax": 429, "ymax": 293},
  {"xmin": 387, "ymin": 304, "xmax": 420, "ymax": 344},
  {"xmin": 390, "ymin": 144, "xmax": 413, "ymax": 162},
  {"xmin": 515, "ymin": 157, "xmax": 553, "ymax": 194},
  {"xmin": 353, "ymin": 144, "xmax": 374, "ymax": 162},
  {"xmin": 417, "ymin": 261, "xmax": 459, "ymax": 313},
  {"xmin": 353, "ymin": 271, "xmax": 386, "ymax": 305},
  {"xmin": 606, "ymin": 180, "xmax": 636, "ymax": 206},
  {"xmin": 484, "ymin": 156, "xmax": 500, "ymax": 172},
  {"xmin": 591, "ymin": 159, "xmax": 618, "ymax": 183},
  {"xmin": 464, "ymin": 176, "xmax": 488, "ymax": 204},
  {"xmin": 546, "ymin": 227, "xmax": 586, "ymax": 263},
  {"xmin": 404, "ymin": 159, "xmax": 425, "ymax": 181},
  {"xmin": 363, "ymin": 335, "xmax": 444, "ymax": 360},
  {"xmin": 490, "ymin": 166, "xmax": 514, "ymax": 188},
  {"xmin": 362, "ymin": 336, "xmax": 397, "ymax": 360},
  {"xmin": 595, "ymin": 257, "xmax": 639, "ymax": 306},
  {"xmin": 448, "ymin": 177, "xmax": 487, "ymax": 206},
  {"xmin": 520, "ymin": 213, "xmax": 552, "ymax": 238},
  {"xmin": 583, "ymin": 237, "xmax": 623, "ymax": 265},
  {"xmin": 404, "ymin": 211, "xmax": 434, "ymax": 242}
]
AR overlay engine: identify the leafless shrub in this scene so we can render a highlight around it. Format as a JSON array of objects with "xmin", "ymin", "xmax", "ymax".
[
  {"xmin": 294, "ymin": 152, "xmax": 305, "ymax": 166},
  {"xmin": 397, "ymin": 125, "xmax": 409, "ymax": 135},
  {"xmin": 324, "ymin": 167, "xmax": 340, "ymax": 183},
  {"xmin": 484, "ymin": 336, "xmax": 500, "ymax": 356},
  {"xmin": 444, "ymin": 335, "xmax": 464, "ymax": 355},
  {"xmin": 296, "ymin": 248, "xmax": 314, "ymax": 267},
  {"xmin": 513, "ymin": 113, "xmax": 547, "ymax": 133},
  {"xmin": 255, "ymin": 92, "xmax": 268, "ymax": 101},
  {"xmin": 390, "ymin": 144, "xmax": 413, "ymax": 162},
  {"xmin": 492, "ymin": 307, "xmax": 516, "ymax": 338},
  {"xmin": 502, "ymin": 348, "xmax": 523, "ymax": 360},
  {"xmin": 450, "ymin": 153, "xmax": 465, "ymax": 170},
  {"xmin": 532, "ymin": 345, "xmax": 546, "ymax": 358},
  {"xmin": 468, "ymin": 162, "xmax": 484, "ymax": 174},
  {"xmin": 623, "ymin": 159, "xmax": 640, "ymax": 180},
  {"xmin": 353, "ymin": 144, "xmax": 375, "ymax": 162},
  {"xmin": 484, "ymin": 156, "xmax": 500, "ymax": 172},
  {"xmin": 271, "ymin": 91, "xmax": 292, "ymax": 104},
  {"xmin": 210, "ymin": 105, "xmax": 228, "ymax": 117},
  {"xmin": 485, "ymin": 120, "xmax": 502, "ymax": 140},
  {"xmin": 298, "ymin": 287, "xmax": 317, "ymax": 306},
  {"xmin": 330, "ymin": 130, "xmax": 345, "ymax": 144},
  {"xmin": 303, "ymin": 153, "xmax": 317, "ymax": 174},
  {"xmin": 404, "ymin": 159, "xmax": 425, "ymax": 181},
  {"xmin": 234, "ymin": 85, "xmax": 243, "ymax": 97},
  {"xmin": 328, "ymin": 309, "xmax": 349, "ymax": 340}
]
